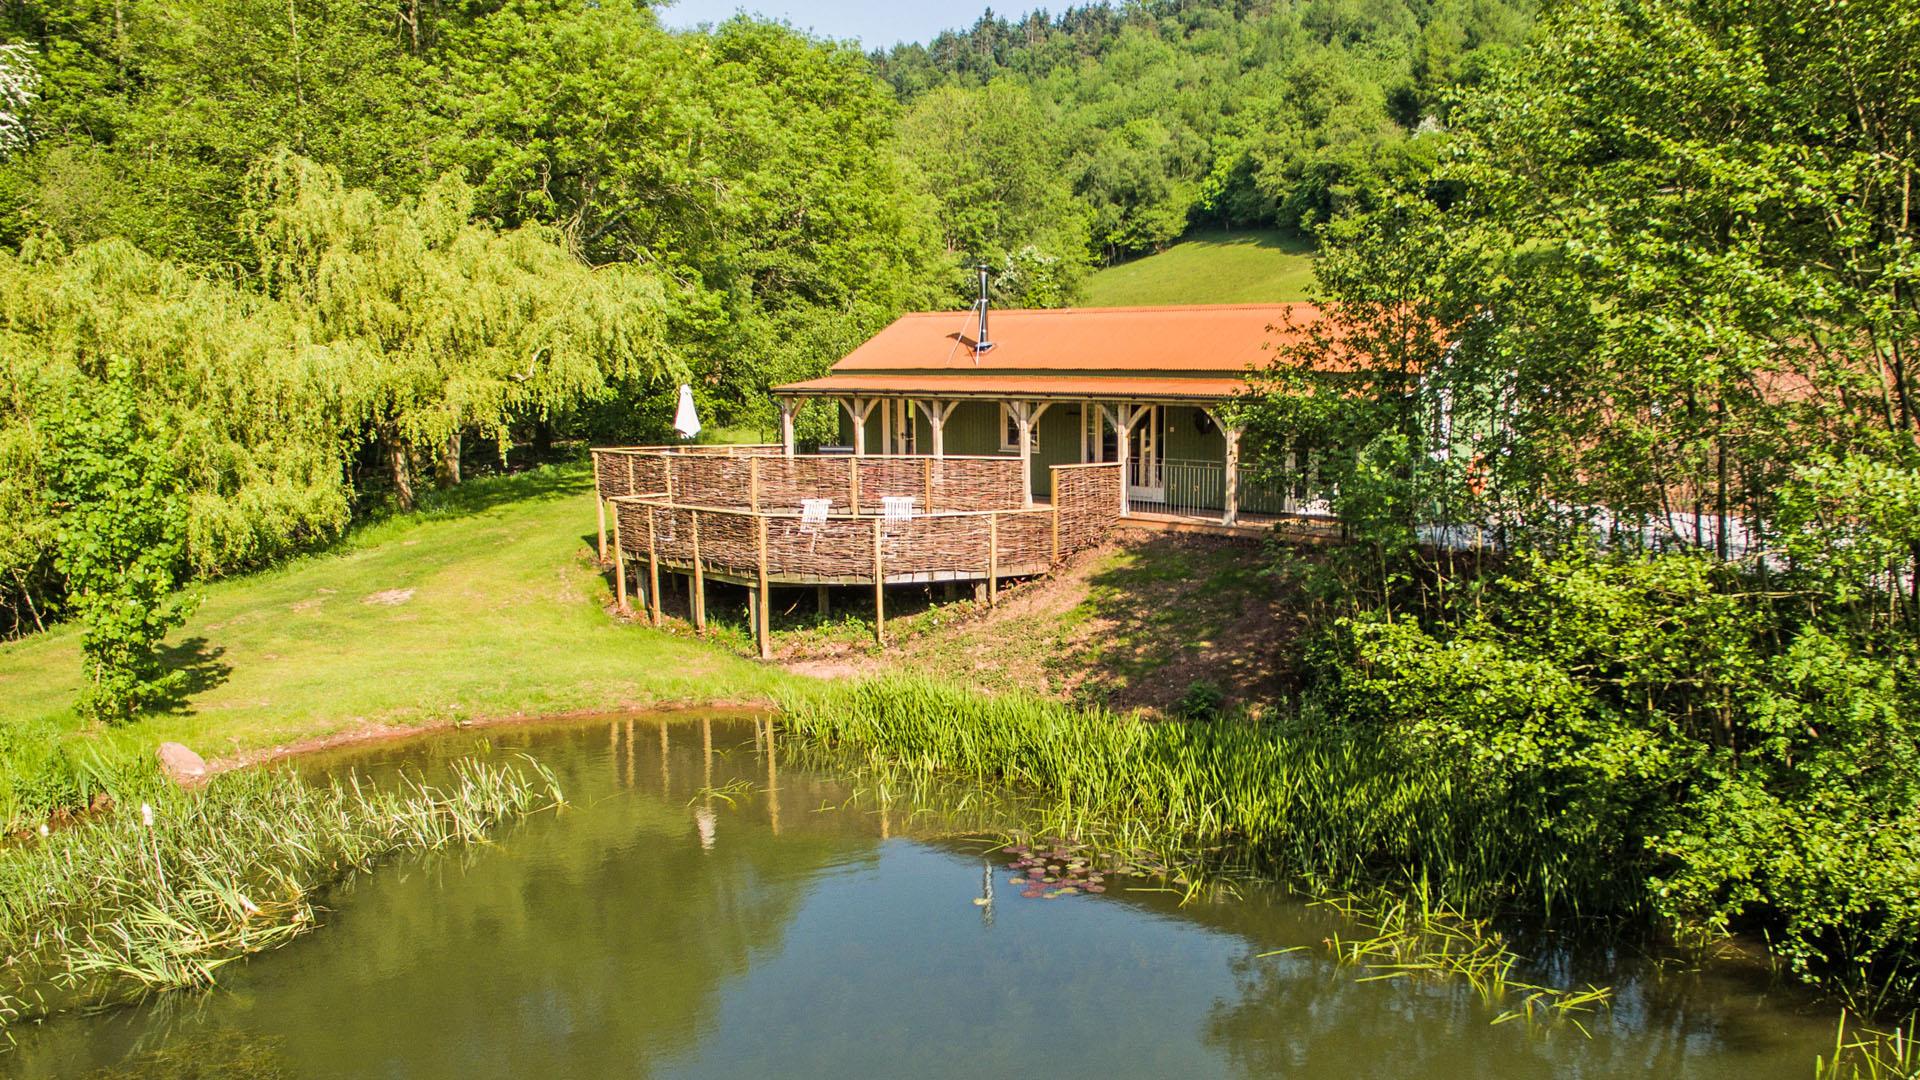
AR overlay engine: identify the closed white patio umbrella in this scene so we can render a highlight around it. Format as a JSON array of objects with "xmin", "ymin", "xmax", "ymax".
[{"xmin": 673, "ymin": 384, "xmax": 702, "ymax": 440}]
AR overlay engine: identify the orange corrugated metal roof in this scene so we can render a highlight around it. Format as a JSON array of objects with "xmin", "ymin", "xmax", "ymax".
[
  {"xmin": 825, "ymin": 303, "xmax": 1326, "ymax": 375},
  {"xmin": 774, "ymin": 373, "xmax": 1252, "ymax": 401}
]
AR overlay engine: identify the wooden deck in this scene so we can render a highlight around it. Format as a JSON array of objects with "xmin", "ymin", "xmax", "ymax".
[{"xmin": 590, "ymin": 447, "xmax": 1124, "ymax": 655}]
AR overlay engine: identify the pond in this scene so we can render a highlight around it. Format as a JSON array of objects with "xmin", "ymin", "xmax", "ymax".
[{"xmin": 2, "ymin": 714, "xmax": 1834, "ymax": 1078}]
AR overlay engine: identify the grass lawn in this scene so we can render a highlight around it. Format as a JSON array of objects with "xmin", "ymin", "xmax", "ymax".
[
  {"xmin": 0, "ymin": 461, "xmax": 792, "ymax": 826},
  {"xmin": 0, "ymin": 457, "xmax": 1292, "ymax": 829},
  {"xmin": 1080, "ymin": 229, "xmax": 1317, "ymax": 307}
]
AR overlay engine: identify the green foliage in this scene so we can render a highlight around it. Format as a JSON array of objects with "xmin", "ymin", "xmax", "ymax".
[
  {"xmin": 897, "ymin": 80, "xmax": 1091, "ymax": 305},
  {"xmin": 38, "ymin": 361, "xmax": 196, "ymax": 722},
  {"xmin": 0, "ymin": 42, "xmax": 36, "ymax": 158},
  {"xmin": 1305, "ymin": 550, "xmax": 1920, "ymax": 1004},
  {"xmin": 0, "ymin": 235, "xmax": 360, "ymax": 607},
  {"xmin": 1173, "ymin": 678, "xmax": 1226, "ymax": 720},
  {"xmin": 880, "ymin": 0, "xmax": 1531, "ymax": 257},
  {"xmin": 244, "ymin": 151, "xmax": 674, "ymax": 505},
  {"xmin": 1239, "ymin": 0, "xmax": 1920, "ymax": 1009}
]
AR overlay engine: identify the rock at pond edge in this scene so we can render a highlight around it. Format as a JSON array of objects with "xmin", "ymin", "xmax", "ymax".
[{"xmin": 157, "ymin": 742, "xmax": 210, "ymax": 787}]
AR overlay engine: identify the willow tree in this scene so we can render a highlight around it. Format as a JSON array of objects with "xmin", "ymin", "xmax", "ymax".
[
  {"xmin": 0, "ymin": 235, "xmax": 363, "ymax": 636},
  {"xmin": 243, "ymin": 152, "xmax": 677, "ymax": 506}
]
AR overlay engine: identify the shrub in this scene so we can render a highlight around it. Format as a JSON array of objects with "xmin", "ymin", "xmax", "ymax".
[
  {"xmin": 40, "ymin": 360, "xmax": 196, "ymax": 722},
  {"xmin": 1305, "ymin": 550, "xmax": 1920, "ymax": 1004},
  {"xmin": 1173, "ymin": 678, "xmax": 1226, "ymax": 720}
]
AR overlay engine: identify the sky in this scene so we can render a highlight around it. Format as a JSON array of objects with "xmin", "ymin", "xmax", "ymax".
[{"xmin": 655, "ymin": 0, "xmax": 1037, "ymax": 49}]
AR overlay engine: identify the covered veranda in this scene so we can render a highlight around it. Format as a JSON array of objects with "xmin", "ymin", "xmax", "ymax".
[{"xmin": 768, "ymin": 382, "xmax": 1266, "ymax": 527}]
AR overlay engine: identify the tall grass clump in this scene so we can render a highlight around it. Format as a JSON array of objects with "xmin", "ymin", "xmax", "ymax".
[
  {"xmin": 0, "ymin": 757, "xmax": 561, "ymax": 1034},
  {"xmin": 777, "ymin": 675, "xmax": 1578, "ymax": 913},
  {"xmin": 0, "ymin": 719, "xmax": 172, "ymax": 835},
  {"xmin": 1816, "ymin": 1013, "xmax": 1920, "ymax": 1080}
]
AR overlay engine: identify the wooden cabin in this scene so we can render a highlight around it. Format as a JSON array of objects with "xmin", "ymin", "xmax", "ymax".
[
  {"xmin": 592, "ymin": 303, "xmax": 1333, "ymax": 656},
  {"xmin": 769, "ymin": 303, "xmax": 1330, "ymax": 525}
]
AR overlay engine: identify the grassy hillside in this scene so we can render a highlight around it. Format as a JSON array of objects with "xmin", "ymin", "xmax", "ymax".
[
  {"xmin": 1080, "ymin": 229, "xmax": 1316, "ymax": 307},
  {"xmin": 0, "ymin": 462, "xmax": 792, "ymax": 826}
]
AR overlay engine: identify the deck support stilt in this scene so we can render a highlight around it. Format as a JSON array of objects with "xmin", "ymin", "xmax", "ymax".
[
  {"xmin": 871, "ymin": 517, "xmax": 885, "ymax": 644},
  {"xmin": 690, "ymin": 510, "xmax": 706, "ymax": 633},
  {"xmin": 987, "ymin": 511, "xmax": 999, "ymax": 608},
  {"xmin": 755, "ymin": 517, "xmax": 772, "ymax": 660},
  {"xmin": 816, "ymin": 585, "xmax": 830, "ymax": 616},
  {"xmin": 647, "ymin": 511, "xmax": 662, "ymax": 627},
  {"xmin": 613, "ymin": 511, "xmax": 629, "ymax": 613},
  {"xmin": 597, "ymin": 497, "xmax": 608, "ymax": 562},
  {"xmin": 747, "ymin": 588, "xmax": 761, "ymax": 655}
]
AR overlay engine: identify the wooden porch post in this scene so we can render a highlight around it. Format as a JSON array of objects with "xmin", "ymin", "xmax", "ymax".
[
  {"xmin": 1014, "ymin": 401, "xmax": 1034, "ymax": 508},
  {"xmin": 778, "ymin": 397, "xmax": 797, "ymax": 457},
  {"xmin": 842, "ymin": 397, "xmax": 880, "ymax": 456},
  {"xmin": 927, "ymin": 399, "xmax": 959, "ymax": 459},
  {"xmin": 1009, "ymin": 401, "xmax": 1052, "ymax": 509},
  {"xmin": 1105, "ymin": 403, "xmax": 1136, "ymax": 517},
  {"xmin": 1223, "ymin": 423, "xmax": 1242, "ymax": 526},
  {"xmin": 1208, "ymin": 407, "xmax": 1241, "ymax": 526}
]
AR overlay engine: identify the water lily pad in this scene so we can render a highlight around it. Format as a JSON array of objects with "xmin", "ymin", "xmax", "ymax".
[
  {"xmin": 972, "ymin": 897, "xmax": 990, "ymax": 906},
  {"xmin": 1086, "ymin": 884, "xmax": 1107, "ymax": 893},
  {"xmin": 1055, "ymin": 886, "xmax": 1080, "ymax": 896},
  {"xmin": 1021, "ymin": 888, "xmax": 1044, "ymax": 899}
]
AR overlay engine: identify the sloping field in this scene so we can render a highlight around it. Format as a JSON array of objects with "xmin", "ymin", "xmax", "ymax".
[{"xmin": 1081, "ymin": 229, "xmax": 1316, "ymax": 307}]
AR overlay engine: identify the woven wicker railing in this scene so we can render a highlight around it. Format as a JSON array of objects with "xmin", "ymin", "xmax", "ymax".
[
  {"xmin": 592, "ymin": 446, "xmax": 1033, "ymax": 514},
  {"xmin": 590, "ymin": 446, "xmax": 1123, "ymax": 651}
]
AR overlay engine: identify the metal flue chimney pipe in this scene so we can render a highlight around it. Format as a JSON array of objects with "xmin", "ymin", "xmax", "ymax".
[{"xmin": 973, "ymin": 263, "xmax": 994, "ymax": 355}]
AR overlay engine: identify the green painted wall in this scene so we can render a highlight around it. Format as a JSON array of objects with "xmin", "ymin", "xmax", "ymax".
[
  {"xmin": 1031, "ymin": 403, "xmax": 1082, "ymax": 496},
  {"xmin": 943, "ymin": 401, "xmax": 1003, "ymax": 455},
  {"xmin": 1162, "ymin": 405, "xmax": 1227, "ymax": 464}
]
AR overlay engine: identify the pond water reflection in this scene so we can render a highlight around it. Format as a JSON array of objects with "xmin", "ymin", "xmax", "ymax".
[{"xmin": 2, "ymin": 714, "xmax": 1829, "ymax": 1078}]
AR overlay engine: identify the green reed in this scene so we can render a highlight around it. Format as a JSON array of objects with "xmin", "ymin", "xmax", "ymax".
[
  {"xmin": 1817, "ymin": 1012, "xmax": 1920, "ymax": 1080},
  {"xmin": 0, "ymin": 756, "xmax": 562, "ymax": 1036},
  {"xmin": 777, "ymin": 675, "xmax": 1591, "ymax": 912},
  {"xmin": 1317, "ymin": 882, "xmax": 1612, "ymax": 1035}
]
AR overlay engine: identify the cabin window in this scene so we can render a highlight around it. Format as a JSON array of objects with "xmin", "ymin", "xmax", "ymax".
[{"xmin": 998, "ymin": 403, "xmax": 1037, "ymax": 453}]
